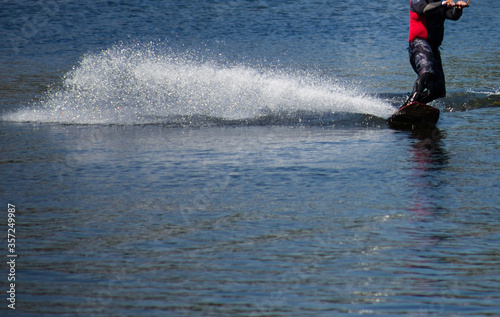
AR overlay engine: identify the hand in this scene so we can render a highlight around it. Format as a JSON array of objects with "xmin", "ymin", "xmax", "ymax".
[
  {"xmin": 443, "ymin": 0, "xmax": 455, "ymax": 7},
  {"xmin": 455, "ymin": 1, "xmax": 468, "ymax": 8}
]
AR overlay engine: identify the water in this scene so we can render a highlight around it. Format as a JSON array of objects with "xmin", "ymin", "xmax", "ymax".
[{"xmin": 1, "ymin": 1, "xmax": 499, "ymax": 316}]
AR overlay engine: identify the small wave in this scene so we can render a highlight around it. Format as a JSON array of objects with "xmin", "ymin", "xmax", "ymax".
[
  {"xmin": 3, "ymin": 43, "xmax": 396, "ymax": 125},
  {"xmin": 436, "ymin": 91, "xmax": 500, "ymax": 112},
  {"xmin": 132, "ymin": 111, "xmax": 387, "ymax": 128}
]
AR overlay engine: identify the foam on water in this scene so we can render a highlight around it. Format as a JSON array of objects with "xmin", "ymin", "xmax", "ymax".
[{"xmin": 3, "ymin": 44, "xmax": 395, "ymax": 125}]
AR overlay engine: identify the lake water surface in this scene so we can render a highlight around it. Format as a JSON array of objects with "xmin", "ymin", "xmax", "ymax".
[{"xmin": 1, "ymin": 1, "xmax": 499, "ymax": 316}]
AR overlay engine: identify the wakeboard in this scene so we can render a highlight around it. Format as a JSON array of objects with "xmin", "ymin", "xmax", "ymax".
[{"xmin": 387, "ymin": 102, "xmax": 440, "ymax": 129}]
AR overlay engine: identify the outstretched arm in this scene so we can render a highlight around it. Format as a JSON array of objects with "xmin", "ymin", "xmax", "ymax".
[
  {"xmin": 419, "ymin": 0, "xmax": 468, "ymax": 14},
  {"xmin": 411, "ymin": 0, "xmax": 445, "ymax": 15}
]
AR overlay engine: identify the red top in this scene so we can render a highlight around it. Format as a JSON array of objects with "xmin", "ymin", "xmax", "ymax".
[{"xmin": 409, "ymin": 7, "xmax": 427, "ymax": 43}]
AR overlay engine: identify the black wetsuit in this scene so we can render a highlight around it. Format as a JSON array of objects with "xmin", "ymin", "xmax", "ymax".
[{"xmin": 407, "ymin": 0, "xmax": 463, "ymax": 105}]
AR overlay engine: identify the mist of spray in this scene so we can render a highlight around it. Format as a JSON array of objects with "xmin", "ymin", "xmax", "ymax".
[{"xmin": 4, "ymin": 43, "xmax": 394, "ymax": 124}]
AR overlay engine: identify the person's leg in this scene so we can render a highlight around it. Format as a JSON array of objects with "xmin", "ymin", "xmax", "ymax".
[
  {"xmin": 407, "ymin": 39, "xmax": 445, "ymax": 105},
  {"xmin": 421, "ymin": 47, "xmax": 446, "ymax": 103}
]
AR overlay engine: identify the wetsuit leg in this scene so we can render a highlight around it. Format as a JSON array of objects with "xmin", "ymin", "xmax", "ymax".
[
  {"xmin": 408, "ymin": 38, "xmax": 446, "ymax": 104},
  {"xmin": 425, "ymin": 48, "xmax": 446, "ymax": 103}
]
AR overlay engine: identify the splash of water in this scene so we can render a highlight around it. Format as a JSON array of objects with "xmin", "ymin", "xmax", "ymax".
[{"xmin": 4, "ymin": 44, "xmax": 395, "ymax": 125}]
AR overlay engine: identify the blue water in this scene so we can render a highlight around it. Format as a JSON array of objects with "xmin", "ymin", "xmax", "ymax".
[{"xmin": 1, "ymin": 1, "xmax": 499, "ymax": 316}]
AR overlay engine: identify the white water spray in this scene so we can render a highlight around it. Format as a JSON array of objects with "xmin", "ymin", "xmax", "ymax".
[{"xmin": 4, "ymin": 44, "xmax": 394, "ymax": 124}]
